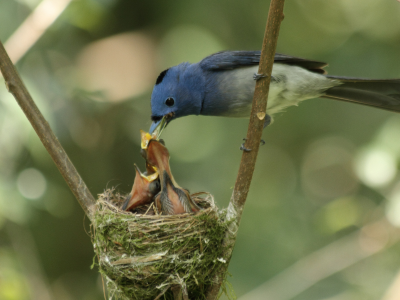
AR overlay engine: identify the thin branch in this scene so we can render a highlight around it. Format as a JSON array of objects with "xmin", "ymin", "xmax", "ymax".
[
  {"xmin": 0, "ymin": 40, "xmax": 96, "ymax": 222},
  {"xmin": 4, "ymin": 0, "xmax": 72, "ymax": 64},
  {"xmin": 205, "ymin": 0, "xmax": 285, "ymax": 298},
  {"xmin": 231, "ymin": 0, "xmax": 285, "ymax": 221}
]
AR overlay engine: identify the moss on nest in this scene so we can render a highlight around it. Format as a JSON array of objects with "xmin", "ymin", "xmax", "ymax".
[{"xmin": 92, "ymin": 189, "xmax": 230, "ymax": 300}]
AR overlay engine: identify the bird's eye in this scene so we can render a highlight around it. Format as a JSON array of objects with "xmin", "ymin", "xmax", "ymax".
[{"xmin": 165, "ymin": 97, "xmax": 175, "ymax": 107}]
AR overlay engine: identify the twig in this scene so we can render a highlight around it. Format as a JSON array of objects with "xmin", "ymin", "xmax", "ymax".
[
  {"xmin": 4, "ymin": 0, "xmax": 72, "ymax": 64},
  {"xmin": 205, "ymin": 0, "xmax": 285, "ymax": 298},
  {"xmin": 0, "ymin": 40, "xmax": 96, "ymax": 222}
]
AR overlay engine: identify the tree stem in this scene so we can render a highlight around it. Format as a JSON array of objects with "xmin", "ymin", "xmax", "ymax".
[
  {"xmin": 0, "ymin": 40, "xmax": 96, "ymax": 223},
  {"xmin": 205, "ymin": 1, "xmax": 285, "ymax": 298}
]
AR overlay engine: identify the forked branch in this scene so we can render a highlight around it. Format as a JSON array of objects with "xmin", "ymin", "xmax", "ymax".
[{"xmin": 206, "ymin": 0, "xmax": 286, "ymax": 298}]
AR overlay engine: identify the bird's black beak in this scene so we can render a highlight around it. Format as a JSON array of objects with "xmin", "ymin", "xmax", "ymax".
[
  {"xmin": 149, "ymin": 119, "xmax": 162, "ymax": 135},
  {"xmin": 149, "ymin": 113, "xmax": 173, "ymax": 137}
]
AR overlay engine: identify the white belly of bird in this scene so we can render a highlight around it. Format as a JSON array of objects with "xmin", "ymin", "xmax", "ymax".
[{"xmin": 225, "ymin": 64, "xmax": 340, "ymax": 117}]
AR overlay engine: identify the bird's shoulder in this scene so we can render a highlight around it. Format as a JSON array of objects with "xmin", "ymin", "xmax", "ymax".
[{"xmin": 199, "ymin": 50, "xmax": 328, "ymax": 74}]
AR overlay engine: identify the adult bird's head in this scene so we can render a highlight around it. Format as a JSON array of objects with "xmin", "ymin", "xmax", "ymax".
[{"xmin": 149, "ymin": 62, "xmax": 205, "ymax": 134}]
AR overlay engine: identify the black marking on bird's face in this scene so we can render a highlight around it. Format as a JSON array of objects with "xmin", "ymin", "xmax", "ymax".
[
  {"xmin": 156, "ymin": 68, "xmax": 169, "ymax": 85},
  {"xmin": 151, "ymin": 115, "xmax": 163, "ymax": 122}
]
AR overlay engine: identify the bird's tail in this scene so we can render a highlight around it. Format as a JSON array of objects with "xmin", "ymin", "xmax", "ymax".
[{"xmin": 323, "ymin": 76, "xmax": 400, "ymax": 113}]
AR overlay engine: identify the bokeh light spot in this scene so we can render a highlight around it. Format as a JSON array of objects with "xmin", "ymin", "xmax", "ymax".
[
  {"xmin": 76, "ymin": 32, "xmax": 156, "ymax": 102},
  {"xmin": 386, "ymin": 189, "xmax": 400, "ymax": 227},
  {"xmin": 17, "ymin": 168, "xmax": 47, "ymax": 200},
  {"xmin": 355, "ymin": 148, "xmax": 396, "ymax": 188},
  {"xmin": 317, "ymin": 197, "xmax": 359, "ymax": 234}
]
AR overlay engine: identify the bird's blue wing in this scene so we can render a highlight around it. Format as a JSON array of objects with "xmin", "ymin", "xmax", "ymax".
[
  {"xmin": 200, "ymin": 51, "xmax": 328, "ymax": 74},
  {"xmin": 200, "ymin": 51, "xmax": 261, "ymax": 69}
]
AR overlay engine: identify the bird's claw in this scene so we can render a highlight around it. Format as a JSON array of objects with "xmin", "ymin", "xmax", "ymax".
[
  {"xmin": 240, "ymin": 143, "xmax": 252, "ymax": 152},
  {"xmin": 253, "ymin": 73, "xmax": 268, "ymax": 81},
  {"xmin": 240, "ymin": 138, "xmax": 252, "ymax": 152},
  {"xmin": 253, "ymin": 73, "xmax": 278, "ymax": 82},
  {"xmin": 240, "ymin": 138, "xmax": 265, "ymax": 151}
]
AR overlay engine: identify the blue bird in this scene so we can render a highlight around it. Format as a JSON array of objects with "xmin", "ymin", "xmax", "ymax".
[{"xmin": 149, "ymin": 51, "xmax": 400, "ymax": 134}]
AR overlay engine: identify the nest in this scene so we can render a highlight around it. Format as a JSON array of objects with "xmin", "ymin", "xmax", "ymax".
[{"xmin": 92, "ymin": 189, "xmax": 230, "ymax": 300}]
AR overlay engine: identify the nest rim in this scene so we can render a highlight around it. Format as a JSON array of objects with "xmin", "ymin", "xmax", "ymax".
[{"xmin": 91, "ymin": 189, "xmax": 229, "ymax": 300}]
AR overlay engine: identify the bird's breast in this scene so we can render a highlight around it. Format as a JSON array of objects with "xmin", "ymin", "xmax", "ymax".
[{"xmin": 201, "ymin": 64, "xmax": 337, "ymax": 117}]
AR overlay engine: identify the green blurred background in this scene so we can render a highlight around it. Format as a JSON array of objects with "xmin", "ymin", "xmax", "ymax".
[{"xmin": 1, "ymin": 0, "xmax": 400, "ymax": 299}]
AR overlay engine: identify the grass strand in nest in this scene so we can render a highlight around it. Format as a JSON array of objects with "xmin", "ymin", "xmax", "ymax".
[{"xmin": 91, "ymin": 189, "xmax": 232, "ymax": 300}]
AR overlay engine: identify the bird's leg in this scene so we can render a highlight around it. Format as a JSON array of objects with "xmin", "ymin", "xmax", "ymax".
[
  {"xmin": 253, "ymin": 73, "xmax": 277, "ymax": 81},
  {"xmin": 240, "ymin": 114, "xmax": 271, "ymax": 151},
  {"xmin": 253, "ymin": 73, "xmax": 267, "ymax": 81},
  {"xmin": 240, "ymin": 137, "xmax": 267, "ymax": 151},
  {"xmin": 240, "ymin": 138, "xmax": 252, "ymax": 152}
]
